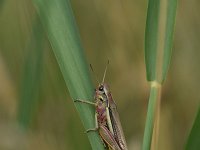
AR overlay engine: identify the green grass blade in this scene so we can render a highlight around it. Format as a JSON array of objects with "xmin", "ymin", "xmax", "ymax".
[
  {"xmin": 143, "ymin": 0, "xmax": 177, "ymax": 150},
  {"xmin": 144, "ymin": 0, "xmax": 160, "ymax": 81},
  {"xmin": 185, "ymin": 107, "xmax": 200, "ymax": 150},
  {"xmin": 17, "ymin": 17, "xmax": 44, "ymax": 128},
  {"xmin": 161, "ymin": 0, "xmax": 177, "ymax": 83},
  {"xmin": 142, "ymin": 86, "xmax": 157, "ymax": 150},
  {"xmin": 32, "ymin": 0, "xmax": 104, "ymax": 149},
  {"xmin": 142, "ymin": 83, "xmax": 161, "ymax": 150},
  {"xmin": 145, "ymin": 0, "xmax": 177, "ymax": 83}
]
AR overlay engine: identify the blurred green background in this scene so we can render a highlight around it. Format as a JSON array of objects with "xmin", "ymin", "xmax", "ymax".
[{"xmin": 0, "ymin": 0, "xmax": 199, "ymax": 150}]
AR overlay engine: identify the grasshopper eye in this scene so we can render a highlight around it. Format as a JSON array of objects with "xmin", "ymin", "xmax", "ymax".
[{"xmin": 99, "ymin": 86, "xmax": 104, "ymax": 91}]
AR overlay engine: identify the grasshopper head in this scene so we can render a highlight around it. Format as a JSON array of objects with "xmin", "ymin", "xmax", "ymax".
[
  {"xmin": 95, "ymin": 84, "xmax": 110, "ymax": 106},
  {"xmin": 95, "ymin": 83, "xmax": 110, "ymax": 98}
]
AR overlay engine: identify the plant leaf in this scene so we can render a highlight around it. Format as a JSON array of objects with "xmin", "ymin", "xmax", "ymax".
[
  {"xmin": 18, "ymin": 17, "xmax": 44, "ymax": 128},
  {"xmin": 185, "ymin": 107, "xmax": 200, "ymax": 150},
  {"xmin": 32, "ymin": 0, "xmax": 104, "ymax": 149},
  {"xmin": 145, "ymin": 0, "xmax": 177, "ymax": 83}
]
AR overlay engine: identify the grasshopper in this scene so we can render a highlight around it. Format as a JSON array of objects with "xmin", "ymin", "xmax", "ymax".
[{"xmin": 75, "ymin": 62, "xmax": 128, "ymax": 150}]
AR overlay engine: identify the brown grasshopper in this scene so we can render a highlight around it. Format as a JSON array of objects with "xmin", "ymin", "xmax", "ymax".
[{"xmin": 75, "ymin": 62, "xmax": 128, "ymax": 150}]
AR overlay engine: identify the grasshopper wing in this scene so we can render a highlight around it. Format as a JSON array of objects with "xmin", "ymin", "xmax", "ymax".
[
  {"xmin": 107, "ymin": 93, "xmax": 128, "ymax": 150},
  {"xmin": 99, "ymin": 126, "xmax": 121, "ymax": 150}
]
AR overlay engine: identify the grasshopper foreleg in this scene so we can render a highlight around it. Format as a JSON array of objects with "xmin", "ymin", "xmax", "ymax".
[{"xmin": 74, "ymin": 99, "xmax": 96, "ymax": 106}]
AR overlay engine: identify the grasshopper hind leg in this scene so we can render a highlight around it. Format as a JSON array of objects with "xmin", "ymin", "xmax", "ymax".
[{"xmin": 99, "ymin": 126, "xmax": 121, "ymax": 150}]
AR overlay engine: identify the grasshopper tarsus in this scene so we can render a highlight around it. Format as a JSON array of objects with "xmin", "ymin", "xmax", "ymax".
[
  {"xmin": 74, "ymin": 99, "xmax": 79, "ymax": 103},
  {"xmin": 86, "ymin": 127, "xmax": 99, "ymax": 133}
]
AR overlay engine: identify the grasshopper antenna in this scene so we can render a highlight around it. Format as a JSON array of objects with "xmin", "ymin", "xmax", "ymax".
[
  {"xmin": 102, "ymin": 60, "xmax": 109, "ymax": 83},
  {"xmin": 90, "ymin": 64, "xmax": 100, "ymax": 85}
]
